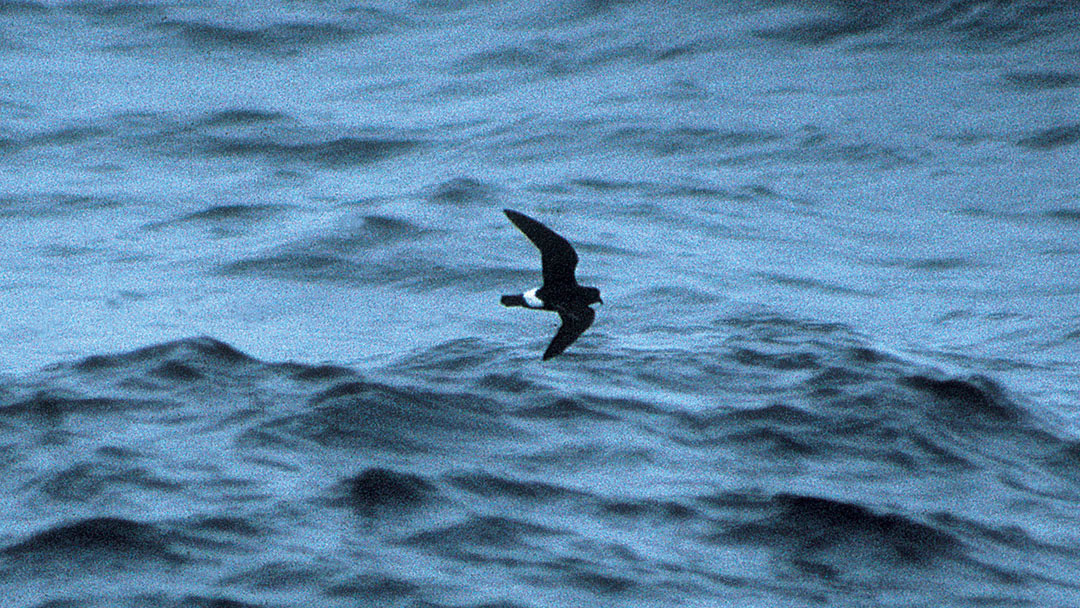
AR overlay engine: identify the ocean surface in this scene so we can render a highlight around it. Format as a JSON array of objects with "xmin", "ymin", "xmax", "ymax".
[{"xmin": 2, "ymin": 1, "xmax": 1079, "ymax": 606}]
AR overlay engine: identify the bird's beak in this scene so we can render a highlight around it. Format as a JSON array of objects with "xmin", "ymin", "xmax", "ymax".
[{"xmin": 598, "ymin": 297, "xmax": 604, "ymax": 305}]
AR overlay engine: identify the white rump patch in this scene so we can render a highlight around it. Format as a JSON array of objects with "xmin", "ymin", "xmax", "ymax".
[{"xmin": 523, "ymin": 288, "xmax": 543, "ymax": 308}]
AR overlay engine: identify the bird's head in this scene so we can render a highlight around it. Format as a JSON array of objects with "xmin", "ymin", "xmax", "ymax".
[{"xmin": 585, "ymin": 287, "xmax": 603, "ymax": 306}]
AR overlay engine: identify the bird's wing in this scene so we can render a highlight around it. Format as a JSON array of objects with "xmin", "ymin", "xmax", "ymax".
[
  {"xmin": 543, "ymin": 304, "xmax": 595, "ymax": 360},
  {"xmin": 504, "ymin": 209, "xmax": 579, "ymax": 286}
]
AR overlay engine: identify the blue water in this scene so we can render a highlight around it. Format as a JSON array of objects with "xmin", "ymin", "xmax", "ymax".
[{"xmin": 2, "ymin": 1, "xmax": 1080, "ymax": 606}]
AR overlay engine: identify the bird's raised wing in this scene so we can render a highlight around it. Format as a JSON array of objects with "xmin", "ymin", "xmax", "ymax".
[
  {"xmin": 504, "ymin": 209, "xmax": 579, "ymax": 286},
  {"xmin": 543, "ymin": 304, "xmax": 594, "ymax": 360}
]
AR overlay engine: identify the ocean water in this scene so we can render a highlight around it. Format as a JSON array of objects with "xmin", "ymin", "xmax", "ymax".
[{"xmin": 2, "ymin": 0, "xmax": 1080, "ymax": 606}]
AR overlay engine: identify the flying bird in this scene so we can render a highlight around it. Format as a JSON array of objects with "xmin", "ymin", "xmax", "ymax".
[{"xmin": 501, "ymin": 209, "xmax": 602, "ymax": 360}]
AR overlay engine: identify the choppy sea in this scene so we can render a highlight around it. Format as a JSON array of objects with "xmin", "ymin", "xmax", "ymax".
[{"xmin": 2, "ymin": 1, "xmax": 1080, "ymax": 606}]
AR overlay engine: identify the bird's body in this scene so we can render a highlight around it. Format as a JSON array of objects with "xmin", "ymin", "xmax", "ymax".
[
  {"xmin": 501, "ymin": 209, "xmax": 602, "ymax": 360},
  {"xmin": 522, "ymin": 287, "xmax": 544, "ymax": 309}
]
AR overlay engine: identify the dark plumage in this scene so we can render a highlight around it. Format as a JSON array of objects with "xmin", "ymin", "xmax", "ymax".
[{"xmin": 501, "ymin": 209, "xmax": 602, "ymax": 360}]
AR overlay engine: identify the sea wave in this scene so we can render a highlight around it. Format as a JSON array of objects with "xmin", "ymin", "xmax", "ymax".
[{"xmin": 2, "ymin": 321, "xmax": 1078, "ymax": 604}]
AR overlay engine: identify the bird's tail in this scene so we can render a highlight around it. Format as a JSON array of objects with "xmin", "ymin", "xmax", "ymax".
[{"xmin": 501, "ymin": 294, "xmax": 526, "ymax": 307}]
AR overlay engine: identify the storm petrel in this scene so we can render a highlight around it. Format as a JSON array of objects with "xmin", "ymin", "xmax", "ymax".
[{"xmin": 501, "ymin": 209, "xmax": 602, "ymax": 360}]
